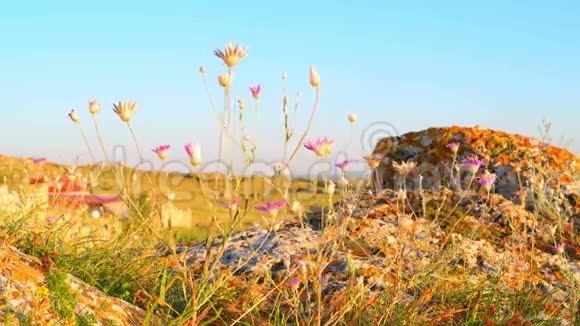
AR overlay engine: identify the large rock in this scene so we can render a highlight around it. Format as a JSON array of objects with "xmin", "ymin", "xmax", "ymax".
[
  {"xmin": 0, "ymin": 245, "xmax": 165, "ymax": 325},
  {"xmin": 170, "ymin": 191, "xmax": 580, "ymax": 324},
  {"xmin": 370, "ymin": 125, "xmax": 579, "ymax": 200}
]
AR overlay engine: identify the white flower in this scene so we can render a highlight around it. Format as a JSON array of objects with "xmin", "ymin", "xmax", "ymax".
[
  {"xmin": 392, "ymin": 160, "xmax": 417, "ymax": 177},
  {"xmin": 326, "ymin": 181, "xmax": 336, "ymax": 195}
]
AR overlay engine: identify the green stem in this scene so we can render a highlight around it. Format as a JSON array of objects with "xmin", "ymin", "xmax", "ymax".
[
  {"xmin": 224, "ymin": 71, "xmax": 232, "ymax": 198},
  {"xmin": 77, "ymin": 123, "xmax": 96, "ymax": 163},
  {"xmin": 288, "ymin": 87, "xmax": 320, "ymax": 162},
  {"xmin": 282, "ymin": 99, "xmax": 289, "ymax": 162},
  {"xmin": 201, "ymin": 70, "xmax": 223, "ymax": 164},
  {"xmin": 126, "ymin": 122, "xmax": 155, "ymax": 190}
]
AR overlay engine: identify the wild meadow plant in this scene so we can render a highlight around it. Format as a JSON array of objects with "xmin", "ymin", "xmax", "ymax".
[
  {"xmin": 2, "ymin": 41, "xmax": 578, "ymax": 325},
  {"xmin": 67, "ymin": 109, "xmax": 96, "ymax": 163}
]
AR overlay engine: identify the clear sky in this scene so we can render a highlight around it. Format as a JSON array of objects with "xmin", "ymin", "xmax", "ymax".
[{"xmin": 1, "ymin": 1, "xmax": 579, "ymax": 176}]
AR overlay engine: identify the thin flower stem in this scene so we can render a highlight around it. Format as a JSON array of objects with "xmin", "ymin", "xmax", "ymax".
[
  {"xmin": 450, "ymin": 153, "xmax": 458, "ymax": 190},
  {"xmin": 127, "ymin": 122, "xmax": 144, "ymax": 164},
  {"xmin": 255, "ymin": 99, "xmax": 261, "ymax": 126},
  {"xmin": 224, "ymin": 78, "xmax": 232, "ymax": 198},
  {"xmin": 201, "ymin": 71, "xmax": 222, "ymax": 161},
  {"xmin": 77, "ymin": 123, "xmax": 96, "ymax": 163},
  {"xmin": 224, "ymin": 89, "xmax": 230, "ymax": 161},
  {"xmin": 218, "ymin": 71, "xmax": 233, "ymax": 164},
  {"xmin": 325, "ymin": 161, "xmax": 333, "ymax": 229},
  {"xmin": 281, "ymin": 74, "xmax": 287, "ymax": 133},
  {"xmin": 283, "ymin": 91, "xmax": 301, "ymax": 162},
  {"xmin": 226, "ymin": 68, "xmax": 232, "ymax": 129},
  {"xmin": 92, "ymin": 115, "xmax": 110, "ymax": 162},
  {"xmin": 126, "ymin": 123, "xmax": 154, "ymax": 189},
  {"xmin": 163, "ymin": 169, "xmax": 171, "ymax": 196},
  {"xmin": 218, "ymin": 124, "xmax": 224, "ymax": 162},
  {"xmin": 288, "ymin": 87, "xmax": 320, "ymax": 162},
  {"xmin": 374, "ymin": 168, "xmax": 381, "ymax": 193},
  {"xmin": 254, "ymin": 99, "xmax": 261, "ymax": 157},
  {"xmin": 432, "ymin": 171, "xmax": 476, "ymax": 228},
  {"xmin": 201, "ymin": 72, "xmax": 218, "ymax": 115},
  {"xmin": 348, "ymin": 124, "xmax": 354, "ymax": 159},
  {"xmin": 282, "ymin": 97, "xmax": 289, "ymax": 162}
]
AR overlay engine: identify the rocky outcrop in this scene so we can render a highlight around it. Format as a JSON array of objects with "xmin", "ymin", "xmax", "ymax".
[
  {"xmin": 167, "ymin": 190, "xmax": 579, "ymax": 324},
  {"xmin": 0, "ymin": 245, "xmax": 165, "ymax": 325},
  {"xmin": 370, "ymin": 125, "xmax": 579, "ymax": 199}
]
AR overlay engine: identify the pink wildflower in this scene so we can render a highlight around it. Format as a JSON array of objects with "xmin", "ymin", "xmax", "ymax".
[
  {"xmin": 304, "ymin": 137, "xmax": 334, "ymax": 158},
  {"xmin": 255, "ymin": 200, "xmax": 286, "ymax": 217},
  {"xmin": 31, "ymin": 157, "xmax": 47, "ymax": 165},
  {"xmin": 46, "ymin": 216, "xmax": 57, "ymax": 224},
  {"xmin": 249, "ymin": 85, "xmax": 261, "ymax": 100},
  {"xmin": 218, "ymin": 199, "xmax": 238, "ymax": 210},
  {"xmin": 336, "ymin": 160, "xmax": 349, "ymax": 173},
  {"xmin": 68, "ymin": 109, "xmax": 79, "ymax": 123},
  {"xmin": 289, "ymin": 277, "xmax": 301, "ymax": 288},
  {"xmin": 152, "ymin": 144, "xmax": 170, "ymax": 161},
  {"xmin": 445, "ymin": 142, "xmax": 460, "ymax": 153},
  {"xmin": 184, "ymin": 142, "xmax": 201, "ymax": 167},
  {"xmin": 462, "ymin": 157, "xmax": 486, "ymax": 173},
  {"xmin": 476, "ymin": 172, "xmax": 497, "ymax": 187}
]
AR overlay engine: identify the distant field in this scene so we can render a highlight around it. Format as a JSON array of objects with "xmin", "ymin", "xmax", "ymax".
[{"xmin": 0, "ymin": 155, "xmax": 368, "ymax": 240}]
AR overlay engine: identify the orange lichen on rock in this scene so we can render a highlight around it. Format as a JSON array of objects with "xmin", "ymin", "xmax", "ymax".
[
  {"xmin": 0, "ymin": 246, "xmax": 167, "ymax": 325},
  {"xmin": 370, "ymin": 125, "xmax": 579, "ymax": 200}
]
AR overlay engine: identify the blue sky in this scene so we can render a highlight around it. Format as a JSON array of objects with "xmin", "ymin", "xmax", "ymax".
[{"xmin": 1, "ymin": 1, "xmax": 579, "ymax": 175}]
